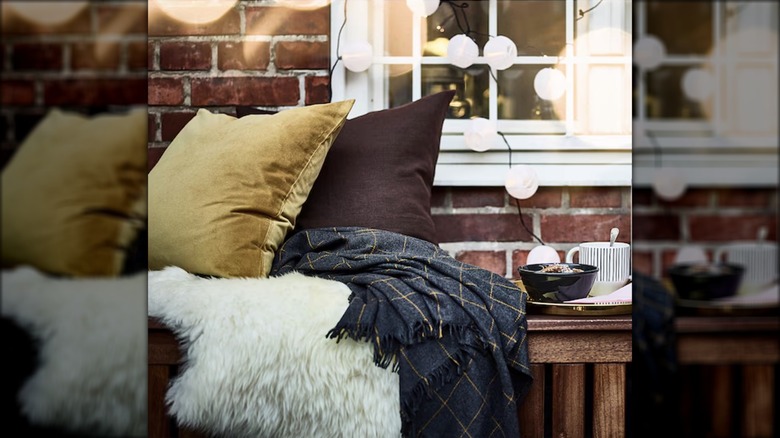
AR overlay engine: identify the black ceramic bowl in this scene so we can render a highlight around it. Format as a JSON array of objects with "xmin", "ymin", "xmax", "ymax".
[
  {"xmin": 668, "ymin": 263, "xmax": 744, "ymax": 301},
  {"xmin": 517, "ymin": 263, "xmax": 599, "ymax": 303}
]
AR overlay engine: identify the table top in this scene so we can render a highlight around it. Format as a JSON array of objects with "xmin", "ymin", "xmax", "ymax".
[
  {"xmin": 526, "ymin": 315, "xmax": 631, "ymax": 332},
  {"xmin": 675, "ymin": 315, "xmax": 779, "ymax": 333}
]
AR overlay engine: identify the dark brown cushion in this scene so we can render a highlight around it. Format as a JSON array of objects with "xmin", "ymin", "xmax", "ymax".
[{"xmin": 296, "ymin": 90, "xmax": 455, "ymax": 244}]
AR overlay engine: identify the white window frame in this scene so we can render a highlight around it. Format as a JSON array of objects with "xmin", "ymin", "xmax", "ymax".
[
  {"xmin": 330, "ymin": 0, "xmax": 632, "ymax": 187},
  {"xmin": 633, "ymin": 1, "xmax": 778, "ymax": 187}
]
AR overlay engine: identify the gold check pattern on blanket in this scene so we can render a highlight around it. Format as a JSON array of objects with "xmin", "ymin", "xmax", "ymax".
[{"xmin": 271, "ymin": 227, "xmax": 533, "ymax": 437}]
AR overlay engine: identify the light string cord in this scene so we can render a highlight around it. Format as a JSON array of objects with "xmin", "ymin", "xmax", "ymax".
[
  {"xmin": 327, "ymin": 0, "xmax": 349, "ymax": 102},
  {"xmin": 443, "ymin": 0, "xmax": 605, "ymax": 37},
  {"xmin": 576, "ymin": 0, "xmax": 604, "ymax": 21},
  {"xmin": 498, "ymin": 131, "xmax": 546, "ymax": 246},
  {"xmin": 646, "ymin": 130, "xmax": 662, "ymax": 168}
]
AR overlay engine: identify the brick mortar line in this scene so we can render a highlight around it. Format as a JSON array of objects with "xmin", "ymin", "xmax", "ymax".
[
  {"xmin": 633, "ymin": 243, "xmax": 713, "ymax": 249},
  {"xmin": 440, "ymin": 242, "xmax": 586, "ymax": 251},
  {"xmin": 633, "ymin": 206, "xmax": 775, "ymax": 214},
  {"xmin": 297, "ymin": 76, "xmax": 305, "ymax": 106},
  {"xmin": 680, "ymin": 212, "xmax": 690, "ymax": 242},
  {"xmin": 153, "ymin": 112, "xmax": 161, "ymax": 142},
  {"xmin": 118, "ymin": 41, "xmax": 128, "ymax": 74},
  {"xmin": 504, "ymin": 252, "xmax": 513, "ymax": 277},
  {"xmin": 3, "ymin": 71, "xmax": 147, "ymax": 79},
  {"xmin": 239, "ymin": 2, "xmax": 247, "ymax": 36},
  {"xmin": 62, "ymin": 44, "xmax": 72, "ymax": 74},
  {"xmin": 3, "ymin": 35, "xmax": 147, "ymax": 43},
  {"xmin": 147, "ymin": 104, "xmax": 304, "ymax": 113},
  {"xmin": 153, "ymin": 40, "xmax": 160, "ymax": 70},
  {"xmin": 148, "ymin": 70, "xmax": 327, "ymax": 78},
  {"xmin": 431, "ymin": 207, "xmax": 630, "ymax": 215},
  {"xmin": 147, "ymin": 35, "xmax": 326, "ymax": 42},
  {"xmin": 183, "ymin": 77, "xmax": 191, "ymax": 106},
  {"xmin": 210, "ymin": 43, "xmax": 219, "ymax": 75}
]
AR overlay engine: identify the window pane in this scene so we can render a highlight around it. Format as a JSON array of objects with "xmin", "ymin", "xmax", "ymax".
[
  {"xmin": 646, "ymin": 1, "xmax": 713, "ymax": 56},
  {"xmin": 645, "ymin": 66, "xmax": 706, "ymax": 119},
  {"xmin": 382, "ymin": 0, "xmax": 413, "ymax": 56},
  {"xmin": 385, "ymin": 65, "xmax": 413, "ymax": 109},
  {"xmin": 498, "ymin": 0, "xmax": 565, "ymax": 57},
  {"xmin": 422, "ymin": 64, "xmax": 489, "ymax": 119},
  {"xmin": 576, "ymin": 64, "xmax": 630, "ymax": 134},
  {"xmin": 423, "ymin": 0, "xmax": 489, "ymax": 56},
  {"xmin": 574, "ymin": 0, "xmax": 631, "ymax": 57},
  {"xmin": 498, "ymin": 66, "xmax": 562, "ymax": 120}
]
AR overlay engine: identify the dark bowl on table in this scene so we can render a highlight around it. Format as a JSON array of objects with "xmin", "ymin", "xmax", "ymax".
[
  {"xmin": 517, "ymin": 263, "xmax": 599, "ymax": 303},
  {"xmin": 667, "ymin": 263, "xmax": 744, "ymax": 301}
]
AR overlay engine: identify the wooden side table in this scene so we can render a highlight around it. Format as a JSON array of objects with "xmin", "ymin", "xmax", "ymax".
[
  {"xmin": 674, "ymin": 315, "xmax": 779, "ymax": 437},
  {"xmin": 519, "ymin": 314, "xmax": 632, "ymax": 438}
]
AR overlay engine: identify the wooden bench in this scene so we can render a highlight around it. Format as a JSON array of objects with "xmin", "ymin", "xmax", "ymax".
[{"xmin": 148, "ymin": 314, "xmax": 632, "ymax": 437}]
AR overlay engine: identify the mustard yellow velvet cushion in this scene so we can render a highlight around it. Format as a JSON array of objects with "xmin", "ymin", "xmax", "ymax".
[
  {"xmin": 148, "ymin": 100, "xmax": 354, "ymax": 278},
  {"xmin": 1, "ymin": 108, "xmax": 147, "ymax": 277}
]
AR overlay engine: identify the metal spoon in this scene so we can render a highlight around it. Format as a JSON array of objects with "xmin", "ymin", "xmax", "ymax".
[{"xmin": 609, "ymin": 227, "xmax": 619, "ymax": 247}]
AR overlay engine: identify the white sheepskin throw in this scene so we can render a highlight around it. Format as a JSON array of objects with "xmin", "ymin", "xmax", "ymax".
[
  {"xmin": 148, "ymin": 266, "xmax": 401, "ymax": 438},
  {"xmin": 1, "ymin": 266, "xmax": 147, "ymax": 437}
]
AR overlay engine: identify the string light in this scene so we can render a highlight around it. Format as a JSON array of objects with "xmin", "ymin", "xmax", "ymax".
[
  {"xmin": 483, "ymin": 36, "xmax": 517, "ymax": 71},
  {"xmin": 405, "ymin": 0, "xmax": 440, "ymax": 17},
  {"xmin": 527, "ymin": 245, "xmax": 561, "ymax": 264},
  {"xmin": 447, "ymin": 34, "xmax": 478, "ymax": 68},
  {"xmin": 646, "ymin": 131, "xmax": 687, "ymax": 201},
  {"xmin": 341, "ymin": 41, "xmax": 373, "ymax": 72},
  {"xmin": 464, "ymin": 117, "xmax": 496, "ymax": 152},
  {"xmin": 533, "ymin": 67, "xmax": 566, "ymax": 101},
  {"xmin": 633, "ymin": 35, "xmax": 666, "ymax": 70},
  {"xmin": 681, "ymin": 67, "xmax": 714, "ymax": 101},
  {"xmin": 505, "ymin": 165, "xmax": 539, "ymax": 200}
]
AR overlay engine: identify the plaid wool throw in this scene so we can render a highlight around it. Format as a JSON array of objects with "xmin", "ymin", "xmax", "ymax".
[{"xmin": 270, "ymin": 227, "xmax": 533, "ymax": 437}]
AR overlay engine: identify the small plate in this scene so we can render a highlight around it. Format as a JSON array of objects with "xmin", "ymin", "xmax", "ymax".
[
  {"xmin": 526, "ymin": 300, "xmax": 632, "ymax": 316},
  {"xmin": 675, "ymin": 299, "xmax": 779, "ymax": 316},
  {"xmin": 512, "ymin": 280, "xmax": 632, "ymax": 316}
]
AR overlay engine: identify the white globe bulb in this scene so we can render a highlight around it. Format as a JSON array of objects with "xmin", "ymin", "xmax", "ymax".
[
  {"xmin": 405, "ymin": 0, "xmax": 440, "ymax": 17},
  {"xmin": 633, "ymin": 36, "xmax": 666, "ymax": 70},
  {"xmin": 275, "ymin": 0, "xmax": 329, "ymax": 10},
  {"xmin": 447, "ymin": 34, "xmax": 479, "ymax": 69},
  {"xmin": 652, "ymin": 167, "xmax": 687, "ymax": 201},
  {"xmin": 505, "ymin": 165, "xmax": 539, "ymax": 200},
  {"xmin": 156, "ymin": 0, "xmax": 238, "ymax": 25},
  {"xmin": 464, "ymin": 117, "xmax": 496, "ymax": 152},
  {"xmin": 527, "ymin": 245, "xmax": 561, "ymax": 265},
  {"xmin": 533, "ymin": 68, "xmax": 565, "ymax": 101},
  {"xmin": 341, "ymin": 41, "xmax": 373, "ymax": 72},
  {"xmin": 483, "ymin": 36, "xmax": 517, "ymax": 71},
  {"xmin": 674, "ymin": 246, "xmax": 708, "ymax": 265},
  {"xmin": 6, "ymin": 1, "xmax": 88, "ymax": 25},
  {"xmin": 681, "ymin": 68, "xmax": 713, "ymax": 102}
]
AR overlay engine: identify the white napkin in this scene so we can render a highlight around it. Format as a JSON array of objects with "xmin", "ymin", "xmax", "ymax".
[{"xmin": 565, "ymin": 282, "xmax": 632, "ymax": 304}]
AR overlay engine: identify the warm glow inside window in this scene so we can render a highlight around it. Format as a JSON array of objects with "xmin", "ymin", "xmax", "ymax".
[
  {"xmin": 633, "ymin": 1, "xmax": 778, "ymax": 187},
  {"xmin": 330, "ymin": 0, "xmax": 633, "ymax": 187}
]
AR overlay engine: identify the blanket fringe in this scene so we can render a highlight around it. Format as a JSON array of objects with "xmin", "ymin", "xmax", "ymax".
[{"xmin": 328, "ymin": 320, "xmax": 489, "ymax": 437}]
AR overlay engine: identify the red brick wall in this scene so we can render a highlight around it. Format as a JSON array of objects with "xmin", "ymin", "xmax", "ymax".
[
  {"xmin": 433, "ymin": 187, "xmax": 632, "ymax": 277},
  {"xmin": 632, "ymin": 187, "xmax": 778, "ymax": 278},
  {"xmin": 147, "ymin": 1, "xmax": 330, "ymax": 148},
  {"xmin": 1, "ymin": 1, "xmax": 147, "ymax": 156},
  {"xmin": 146, "ymin": 0, "xmax": 632, "ymax": 278}
]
